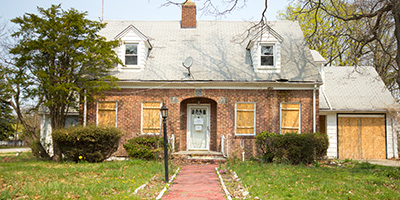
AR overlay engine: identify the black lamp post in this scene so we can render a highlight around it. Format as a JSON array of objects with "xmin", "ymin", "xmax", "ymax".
[{"xmin": 160, "ymin": 103, "xmax": 169, "ymax": 183}]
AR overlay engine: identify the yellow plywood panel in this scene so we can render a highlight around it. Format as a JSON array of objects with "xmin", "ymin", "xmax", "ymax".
[
  {"xmin": 338, "ymin": 117, "xmax": 361, "ymax": 159},
  {"xmin": 281, "ymin": 103, "xmax": 299, "ymax": 110},
  {"xmin": 98, "ymin": 102, "xmax": 116, "ymax": 127},
  {"xmin": 143, "ymin": 102, "xmax": 161, "ymax": 108},
  {"xmin": 361, "ymin": 117, "xmax": 386, "ymax": 159},
  {"xmin": 142, "ymin": 102, "xmax": 161, "ymax": 133},
  {"xmin": 281, "ymin": 110, "xmax": 299, "ymax": 127},
  {"xmin": 237, "ymin": 103, "xmax": 255, "ymax": 110},
  {"xmin": 338, "ymin": 117, "xmax": 385, "ymax": 159},
  {"xmin": 281, "ymin": 103, "xmax": 300, "ymax": 134},
  {"xmin": 236, "ymin": 103, "xmax": 255, "ymax": 134},
  {"xmin": 281, "ymin": 127, "xmax": 300, "ymax": 134},
  {"xmin": 98, "ymin": 102, "xmax": 116, "ymax": 110}
]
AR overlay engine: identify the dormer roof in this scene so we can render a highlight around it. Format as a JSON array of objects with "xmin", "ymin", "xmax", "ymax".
[
  {"xmin": 114, "ymin": 24, "xmax": 152, "ymax": 49},
  {"xmin": 246, "ymin": 23, "xmax": 284, "ymax": 50}
]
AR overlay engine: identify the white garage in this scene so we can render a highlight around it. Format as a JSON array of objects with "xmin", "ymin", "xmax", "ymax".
[{"xmin": 318, "ymin": 66, "xmax": 398, "ymax": 159}]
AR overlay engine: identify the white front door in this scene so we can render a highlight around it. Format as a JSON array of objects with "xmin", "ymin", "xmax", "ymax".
[{"xmin": 187, "ymin": 105, "xmax": 210, "ymax": 150}]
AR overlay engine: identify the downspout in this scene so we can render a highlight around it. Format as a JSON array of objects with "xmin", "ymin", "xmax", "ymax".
[
  {"xmin": 83, "ymin": 90, "xmax": 87, "ymax": 127},
  {"xmin": 313, "ymin": 84, "xmax": 317, "ymax": 133},
  {"xmin": 391, "ymin": 115, "xmax": 397, "ymax": 158}
]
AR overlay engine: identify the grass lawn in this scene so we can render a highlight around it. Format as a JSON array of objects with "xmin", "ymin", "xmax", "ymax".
[
  {"xmin": 0, "ymin": 152, "xmax": 171, "ymax": 199},
  {"xmin": 225, "ymin": 160, "xmax": 400, "ymax": 199}
]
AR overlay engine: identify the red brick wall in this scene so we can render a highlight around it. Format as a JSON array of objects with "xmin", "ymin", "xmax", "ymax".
[
  {"xmin": 84, "ymin": 88, "xmax": 319, "ymax": 158},
  {"xmin": 181, "ymin": 2, "xmax": 196, "ymax": 28}
]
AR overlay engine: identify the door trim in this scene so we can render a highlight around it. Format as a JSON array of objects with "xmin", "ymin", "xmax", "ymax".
[{"xmin": 187, "ymin": 104, "xmax": 210, "ymax": 151}]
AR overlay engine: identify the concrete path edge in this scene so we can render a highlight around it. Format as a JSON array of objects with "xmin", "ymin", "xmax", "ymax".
[
  {"xmin": 215, "ymin": 167, "xmax": 232, "ymax": 200},
  {"xmin": 156, "ymin": 167, "xmax": 181, "ymax": 200}
]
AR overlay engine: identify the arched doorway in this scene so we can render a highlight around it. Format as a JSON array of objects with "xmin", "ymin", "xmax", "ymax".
[{"xmin": 179, "ymin": 97, "xmax": 217, "ymax": 151}]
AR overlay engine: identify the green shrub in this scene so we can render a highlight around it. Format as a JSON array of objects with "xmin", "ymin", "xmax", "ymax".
[
  {"xmin": 256, "ymin": 132, "xmax": 329, "ymax": 165},
  {"xmin": 255, "ymin": 131, "xmax": 277, "ymax": 163},
  {"xmin": 313, "ymin": 132, "xmax": 329, "ymax": 159},
  {"xmin": 123, "ymin": 136, "xmax": 164, "ymax": 160},
  {"xmin": 275, "ymin": 133, "xmax": 315, "ymax": 165},
  {"xmin": 52, "ymin": 126, "xmax": 123, "ymax": 163}
]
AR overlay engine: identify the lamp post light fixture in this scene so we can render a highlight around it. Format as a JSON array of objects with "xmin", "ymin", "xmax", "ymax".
[{"xmin": 160, "ymin": 103, "xmax": 169, "ymax": 183}]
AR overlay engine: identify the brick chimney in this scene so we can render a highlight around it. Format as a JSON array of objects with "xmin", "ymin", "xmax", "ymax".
[{"xmin": 181, "ymin": 0, "xmax": 196, "ymax": 28}]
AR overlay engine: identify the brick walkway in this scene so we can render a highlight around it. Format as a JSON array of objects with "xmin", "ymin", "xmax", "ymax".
[{"xmin": 162, "ymin": 164, "xmax": 226, "ymax": 200}]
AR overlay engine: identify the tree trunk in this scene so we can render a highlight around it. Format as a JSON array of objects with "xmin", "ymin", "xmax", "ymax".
[{"xmin": 50, "ymin": 108, "xmax": 66, "ymax": 162}]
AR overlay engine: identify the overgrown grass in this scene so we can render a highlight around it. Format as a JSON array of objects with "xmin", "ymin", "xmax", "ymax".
[
  {"xmin": 226, "ymin": 160, "xmax": 400, "ymax": 199},
  {"xmin": 0, "ymin": 152, "xmax": 170, "ymax": 199}
]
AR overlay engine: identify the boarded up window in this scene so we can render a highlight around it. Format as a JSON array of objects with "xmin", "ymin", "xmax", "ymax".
[
  {"xmin": 142, "ymin": 102, "xmax": 161, "ymax": 134},
  {"xmin": 280, "ymin": 103, "xmax": 300, "ymax": 134},
  {"xmin": 235, "ymin": 103, "xmax": 256, "ymax": 135},
  {"xmin": 98, "ymin": 102, "xmax": 117, "ymax": 127}
]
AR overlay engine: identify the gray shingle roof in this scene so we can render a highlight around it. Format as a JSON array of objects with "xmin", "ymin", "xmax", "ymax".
[
  {"xmin": 320, "ymin": 66, "xmax": 397, "ymax": 111},
  {"xmin": 100, "ymin": 20, "xmax": 321, "ymax": 82}
]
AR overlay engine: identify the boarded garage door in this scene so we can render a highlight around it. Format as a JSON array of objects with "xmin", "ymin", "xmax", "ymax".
[{"xmin": 338, "ymin": 115, "xmax": 386, "ymax": 159}]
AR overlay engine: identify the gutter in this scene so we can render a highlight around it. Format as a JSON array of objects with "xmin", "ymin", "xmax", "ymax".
[
  {"xmin": 321, "ymin": 85, "xmax": 332, "ymax": 110},
  {"xmin": 313, "ymin": 84, "xmax": 317, "ymax": 133}
]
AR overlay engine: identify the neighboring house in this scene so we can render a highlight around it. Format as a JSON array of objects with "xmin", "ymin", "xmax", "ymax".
[
  {"xmin": 82, "ymin": 1, "xmax": 322, "ymax": 158},
  {"xmin": 39, "ymin": 107, "xmax": 79, "ymax": 157},
  {"xmin": 318, "ymin": 65, "xmax": 399, "ymax": 159}
]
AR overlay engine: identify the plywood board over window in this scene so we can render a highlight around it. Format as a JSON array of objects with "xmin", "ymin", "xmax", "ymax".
[
  {"xmin": 142, "ymin": 102, "xmax": 161, "ymax": 134},
  {"xmin": 97, "ymin": 102, "xmax": 117, "ymax": 127},
  {"xmin": 280, "ymin": 103, "xmax": 300, "ymax": 134},
  {"xmin": 235, "ymin": 103, "xmax": 256, "ymax": 136},
  {"xmin": 338, "ymin": 115, "xmax": 386, "ymax": 159}
]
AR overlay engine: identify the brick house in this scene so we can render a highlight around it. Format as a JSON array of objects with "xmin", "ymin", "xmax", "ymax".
[{"xmin": 82, "ymin": 1, "xmax": 322, "ymax": 158}]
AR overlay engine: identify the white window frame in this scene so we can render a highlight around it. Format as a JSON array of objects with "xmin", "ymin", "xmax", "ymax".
[
  {"xmin": 279, "ymin": 102, "xmax": 301, "ymax": 134},
  {"xmin": 235, "ymin": 102, "xmax": 256, "ymax": 136},
  {"xmin": 124, "ymin": 43, "xmax": 138, "ymax": 67},
  {"xmin": 141, "ymin": 101, "xmax": 162, "ymax": 135},
  {"xmin": 260, "ymin": 44, "xmax": 275, "ymax": 67},
  {"xmin": 96, "ymin": 101, "xmax": 118, "ymax": 127}
]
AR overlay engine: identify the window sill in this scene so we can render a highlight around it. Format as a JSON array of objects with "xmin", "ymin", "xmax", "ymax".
[
  {"xmin": 140, "ymin": 133, "xmax": 160, "ymax": 136},
  {"xmin": 257, "ymin": 66, "xmax": 279, "ymax": 70}
]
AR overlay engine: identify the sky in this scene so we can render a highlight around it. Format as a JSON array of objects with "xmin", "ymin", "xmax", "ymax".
[{"xmin": 0, "ymin": 0, "xmax": 290, "ymax": 25}]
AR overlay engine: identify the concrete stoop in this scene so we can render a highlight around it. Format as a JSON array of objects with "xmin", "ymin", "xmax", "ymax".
[{"xmin": 173, "ymin": 151, "xmax": 226, "ymax": 164}]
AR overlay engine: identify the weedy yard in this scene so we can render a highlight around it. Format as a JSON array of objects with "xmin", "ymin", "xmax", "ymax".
[
  {"xmin": 223, "ymin": 160, "xmax": 400, "ymax": 199},
  {"xmin": 0, "ymin": 152, "xmax": 169, "ymax": 199}
]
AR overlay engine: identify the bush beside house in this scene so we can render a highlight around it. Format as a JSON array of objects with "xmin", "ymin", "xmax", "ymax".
[
  {"xmin": 123, "ymin": 136, "xmax": 167, "ymax": 160},
  {"xmin": 256, "ymin": 131, "xmax": 328, "ymax": 164},
  {"xmin": 52, "ymin": 126, "xmax": 123, "ymax": 163}
]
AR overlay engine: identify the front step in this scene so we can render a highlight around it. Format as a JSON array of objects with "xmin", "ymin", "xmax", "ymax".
[{"xmin": 173, "ymin": 151, "xmax": 226, "ymax": 164}]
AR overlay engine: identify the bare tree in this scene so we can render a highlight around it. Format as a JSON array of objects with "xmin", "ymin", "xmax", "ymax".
[{"xmin": 291, "ymin": 0, "xmax": 400, "ymax": 96}]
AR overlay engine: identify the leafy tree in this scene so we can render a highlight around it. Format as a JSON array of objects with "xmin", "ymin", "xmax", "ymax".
[
  {"xmin": 279, "ymin": 0, "xmax": 399, "ymax": 96},
  {"xmin": 0, "ymin": 4, "xmax": 122, "ymax": 160},
  {"xmin": 0, "ymin": 102, "xmax": 15, "ymax": 140}
]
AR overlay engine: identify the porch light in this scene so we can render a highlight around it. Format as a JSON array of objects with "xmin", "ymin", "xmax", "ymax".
[
  {"xmin": 160, "ymin": 103, "xmax": 169, "ymax": 183},
  {"xmin": 160, "ymin": 104, "xmax": 168, "ymax": 119}
]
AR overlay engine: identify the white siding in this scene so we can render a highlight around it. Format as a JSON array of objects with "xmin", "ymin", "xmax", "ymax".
[
  {"xmin": 40, "ymin": 114, "xmax": 54, "ymax": 157},
  {"xmin": 325, "ymin": 113, "xmax": 337, "ymax": 158},
  {"xmin": 387, "ymin": 114, "xmax": 399, "ymax": 158},
  {"xmin": 250, "ymin": 44, "xmax": 258, "ymax": 69}
]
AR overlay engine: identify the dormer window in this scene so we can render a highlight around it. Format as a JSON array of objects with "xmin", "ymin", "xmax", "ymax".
[
  {"xmin": 114, "ymin": 25, "xmax": 152, "ymax": 70},
  {"xmin": 125, "ymin": 44, "xmax": 138, "ymax": 65},
  {"xmin": 261, "ymin": 45, "xmax": 274, "ymax": 66},
  {"xmin": 246, "ymin": 24, "xmax": 283, "ymax": 73}
]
